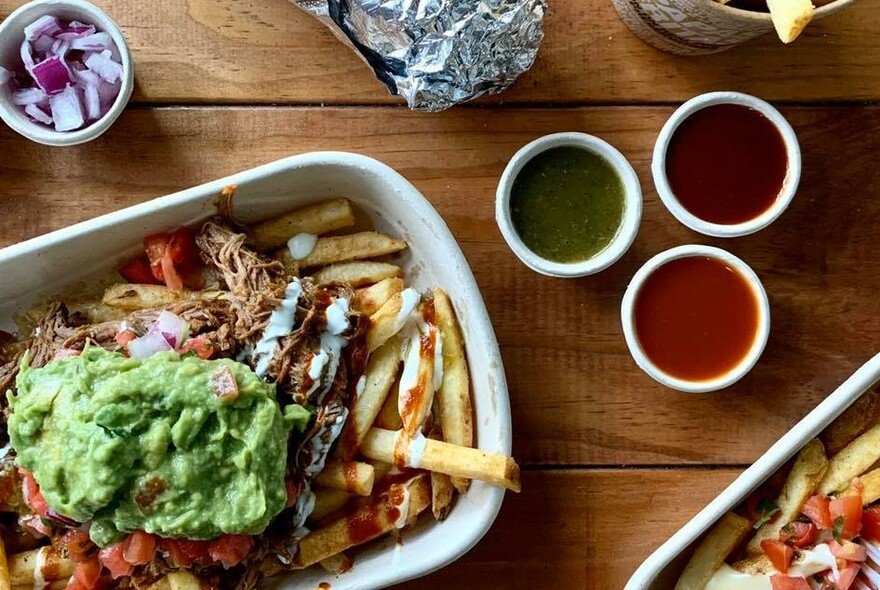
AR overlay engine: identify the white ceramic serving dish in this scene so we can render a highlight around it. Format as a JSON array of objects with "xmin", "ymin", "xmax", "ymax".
[
  {"xmin": 0, "ymin": 152, "xmax": 512, "ymax": 589},
  {"xmin": 652, "ymin": 91, "xmax": 801, "ymax": 238},
  {"xmin": 620, "ymin": 244, "xmax": 771, "ymax": 393},
  {"xmin": 495, "ymin": 132, "xmax": 642, "ymax": 278},
  {"xmin": 626, "ymin": 351, "xmax": 880, "ymax": 589}
]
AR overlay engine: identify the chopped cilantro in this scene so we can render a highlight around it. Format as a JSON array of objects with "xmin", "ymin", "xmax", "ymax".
[
  {"xmin": 832, "ymin": 515, "xmax": 845, "ymax": 544},
  {"xmin": 754, "ymin": 498, "xmax": 780, "ymax": 529}
]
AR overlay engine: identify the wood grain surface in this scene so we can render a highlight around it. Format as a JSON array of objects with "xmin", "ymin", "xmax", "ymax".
[
  {"xmin": 0, "ymin": 0, "xmax": 877, "ymax": 104},
  {"xmin": 1, "ymin": 0, "xmax": 878, "ymax": 587}
]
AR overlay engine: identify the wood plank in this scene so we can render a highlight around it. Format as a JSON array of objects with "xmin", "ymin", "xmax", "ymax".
[
  {"xmin": 0, "ymin": 0, "xmax": 877, "ymax": 104},
  {"xmin": 1, "ymin": 106, "xmax": 879, "ymax": 466},
  {"xmin": 388, "ymin": 469, "xmax": 741, "ymax": 590}
]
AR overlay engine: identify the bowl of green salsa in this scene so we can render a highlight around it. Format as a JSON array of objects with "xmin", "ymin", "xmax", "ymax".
[{"xmin": 496, "ymin": 132, "xmax": 642, "ymax": 278}]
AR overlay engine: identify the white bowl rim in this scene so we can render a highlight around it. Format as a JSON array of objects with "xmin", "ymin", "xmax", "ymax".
[
  {"xmin": 651, "ymin": 91, "xmax": 801, "ymax": 238},
  {"xmin": 0, "ymin": 0, "xmax": 134, "ymax": 147},
  {"xmin": 620, "ymin": 244, "xmax": 771, "ymax": 393},
  {"xmin": 495, "ymin": 132, "xmax": 643, "ymax": 278},
  {"xmin": 699, "ymin": 0, "xmax": 857, "ymax": 21}
]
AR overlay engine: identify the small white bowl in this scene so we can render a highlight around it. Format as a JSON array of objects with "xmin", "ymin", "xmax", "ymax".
[
  {"xmin": 0, "ymin": 0, "xmax": 134, "ymax": 147},
  {"xmin": 495, "ymin": 132, "xmax": 642, "ymax": 278},
  {"xmin": 652, "ymin": 91, "xmax": 801, "ymax": 238},
  {"xmin": 620, "ymin": 244, "xmax": 771, "ymax": 393}
]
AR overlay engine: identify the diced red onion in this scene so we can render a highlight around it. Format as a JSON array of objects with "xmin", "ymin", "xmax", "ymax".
[
  {"xmin": 48, "ymin": 84, "xmax": 84, "ymax": 131},
  {"xmin": 12, "ymin": 87, "xmax": 47, "ymax": 105},
  {"xmin": 127, "ymin": 331, "xmax": 174, "ymax": 359},
  {"xmin": 44, "ymin": 508, "xmax": 79, "ymax": 528},
  {"xmin": 24, "ymin": 15, "xmax": 60, "ymax": 41},
  {"xmin": 53, "ymin": 23, "xmax": 95, "ymax": 40},
  {"xmin": 84, "ymin": 51, "xmax": 122, "ymax": 83},
  {"xmin": 150, "ymin": 311, "xmax": 190, "ymax": 349},
  {"xmin": 70, "ymin": 32, "xmax": 111, "ymax": 51},
  {"xmin": 20, "ymin": 40, "xmax": 34, "ymax": 70},
  {"xmin": 6, "ymin": 16, "xmax": 125, "ymax": 131},
  {"xmin": 211, "ymin": 366, "xmax": 240, "ymax": 401},
  {"xmin": 25, "ymin": 104, "xmax": 52, "ymax": 125},
  {"xmin": 29, "ymin": 56, "xmax": 70, "ymax": 94}
]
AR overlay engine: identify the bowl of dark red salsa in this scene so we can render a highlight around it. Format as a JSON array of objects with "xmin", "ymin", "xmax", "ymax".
[{"xmin": 652, "ymin": 91, "xmax": 800, "ymax": 237}]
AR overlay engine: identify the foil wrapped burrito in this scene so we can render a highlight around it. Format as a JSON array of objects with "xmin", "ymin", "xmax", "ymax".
[{"xmin": 292, "ymin": 0, "xmax": 546, "ymax": 111}]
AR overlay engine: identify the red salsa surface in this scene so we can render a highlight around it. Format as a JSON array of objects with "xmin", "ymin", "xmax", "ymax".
[
  {"xmin": 634, "ymin": 256, "xmax": 760, "ymax": 382},
  {"xmin": 665, "ymin": 103, "xmax": 788, "ymax": 225}
]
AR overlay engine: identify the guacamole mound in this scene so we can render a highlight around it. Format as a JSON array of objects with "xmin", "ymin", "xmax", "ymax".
[{"xmin": 8, "ymin": 348, "xmax": 312, "ymax": 547}]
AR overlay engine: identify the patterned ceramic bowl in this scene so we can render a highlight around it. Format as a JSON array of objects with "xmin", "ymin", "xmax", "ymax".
[{"xmin": 611, "ymin": 0, "xmax": 858, "ymax": 55}]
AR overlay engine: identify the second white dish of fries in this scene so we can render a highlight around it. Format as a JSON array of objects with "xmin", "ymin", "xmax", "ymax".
[{"xmin": 0, "ymin": 152, "xmax": 514, "ymax": 590}]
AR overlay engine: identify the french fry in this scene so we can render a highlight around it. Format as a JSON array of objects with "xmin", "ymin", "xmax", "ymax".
[
  {"xmin": 731, "ymin": 554, "xmax": 773, "ymax": 575},
  {"xmin": 366, "ymin": 289, "xmax": 420, "ymax": 352},
  {"xmin": 293, "ymin": 475, "xmax": 431, "ymax": 569},
  {"xmin": 12, "ymin": 582, "xmax": 66, "ymax": 590},
  {"xmin": 845, "ymin": 467, "xmax": 880, "ymax": 504},
  {"xmin": 309, "ymin": 488, "xmax": 353, "ymax": 523},
  {"xmin": 767, "ymin": 0, "xmax": 815, "ymax": 43},
  {"xmin": 821, "ymin": 390, "xmax": 880, "ymax": 456},
  {"xmin": 313, "ymin": 461, "xmax": 375, "ymax": 496},
  {"xmin": 319, "ymin": 552, "xmax": 352, "ymax": 575},
  {"xmin": 0, "ymin": 535, "xmax": 10, "ymax": 590},
  {"xmin": 673, "ymin": 513, "xmax": 751, "ymax": 590},
  {"xmin": 335, "ymin": 335, "xmax": 401, "ymax": 459},
  {"xmin": 9, "ymin": 547, "xmax": 74, "ymax": 586},
  {"xmin": 361, "ymin": 428, "xmax": 521, "ymax": 492},
  {"xmin": 312, "ymin": 262, "xmax": 402, "ymax": 288},
  {"xmin": 819, "ymin": 423, "xmax": 880, "ymax": 494},
  {"xmin": 432, "ymin": 288, "xmax": 474, "ymax": 493},
  {"xmin": 275, "ymin": 250, "xmax": 300, "ymax": 278},
  {"xmin": 297, "ymin": 232, "xmax": 407, "ymax": 269},
  {"xmin": 102, "ymin": 284, "xmax": 225, "ymax": 311},
  {"xmin": 747, "ymin": 439, "xmax": 828, "ymax": 553},
  {"xmin": 354, "ymin": 278, "xmax": 404, "ymax": 315},
  {"xmin": 375, "ymin": 379, "xmax": 403, "ymax": 431},
  {"xmin": 67, "ymin": 301, "xmax": 126, "ymax": 323},
  {"xmin": 250, "ymin": 198, "xmax": 356, "ymax": 251},
  {"xmin": 166, "ymin": 571, "xmax": 202, "ymax": 590},
  {"xmin": 429, "ymin": 429, "xmax": 454, "ymax": 521}
]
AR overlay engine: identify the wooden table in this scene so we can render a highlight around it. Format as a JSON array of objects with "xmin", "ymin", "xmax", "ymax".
[{"xmin": 2, "ymin": 0, "xmax": 879, "ymax": 587}]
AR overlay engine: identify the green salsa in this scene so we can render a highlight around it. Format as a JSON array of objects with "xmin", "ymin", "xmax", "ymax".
[{"xmin": 509, "ymin": 146, "xmax": 626, "ymax": 263}]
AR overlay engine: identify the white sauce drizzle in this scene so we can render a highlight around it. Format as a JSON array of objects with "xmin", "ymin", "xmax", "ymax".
[
  {"xmin": 431, "ymin": 326, "xmax": 444, "ymax": 391},
  {"xmin": 407, "ymin": 431, "xmax": 428, "ymax": 469},
  {"xmin": 33, "ymin": 547, "xmax": 47, "ymax": 590},
  {"xmin": 253, "ymin": 280, "xmax": 303, "ymax": 377},
  {"xmin": 290, "ymin": 484, "xmax": 316, "ymax": 541},
  {"xmin": 306, "ymin": 298, "xmax": 351, "ymax": 400},
  {"xmin": 397, "ymin": 327, "xmax": 423, "ymax": 427},
  {"xmin": 0, "ymin": 441, "xmax": 12, "ymax": 461},
  {"xmin": 306, "ymin": 409, "xmax": 348, "ymax": 477},
  {"xmin": 705, "ymin": 543, "xmax": 840, "ymax": 590},
  {"xmin": 394, "ymin": 289, "xmax": 420, "ymax": 333},
  {"xmin": 287, "ymin": 233, "xmax": 318, "ymax": 260},
  {"xmin": 355, "ymin": 375, "xmax": 366, "ymax": 397},
  {"xmin": 394, "ymin": 486, "xmax": 412, "ymax": 529}
]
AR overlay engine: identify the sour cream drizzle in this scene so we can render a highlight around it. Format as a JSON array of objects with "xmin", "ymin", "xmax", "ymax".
[
  {"xmin": 287, "ymin": 233, "xmax": 318, "ymax": 260},
  {"xmin": 254, "ymin": 279, "xmax": 303, "ymax": 377},
  {"xmin": 306, "ymin": 298, "xmax": 351, "ymax": 400},
  {"xmin": 705, "ymin": 544, "xmax": 839, "ymax": 590}
]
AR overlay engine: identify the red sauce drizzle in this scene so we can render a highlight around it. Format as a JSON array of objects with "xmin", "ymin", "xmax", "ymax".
[
  {"xmin": 665, "ymin": 103, "xmax": 787, "ymax": 225},
  {"xmin": 634, "ymin": 256, "xmax": 760, "ymax": 382},
  {"xmin": 342, "ymin": 462, "xmax": 359, "ymax": 493}
]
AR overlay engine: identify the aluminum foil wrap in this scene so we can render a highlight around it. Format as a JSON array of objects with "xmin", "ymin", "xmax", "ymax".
[{"xmin": 292, "ymin": 0, "xmax": 546, "ymax": 111}]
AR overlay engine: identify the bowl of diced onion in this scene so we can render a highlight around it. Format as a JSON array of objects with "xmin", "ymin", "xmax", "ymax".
[{"xmin": 0, "ymin": 0, "xmax": 133, "ymax": 146}]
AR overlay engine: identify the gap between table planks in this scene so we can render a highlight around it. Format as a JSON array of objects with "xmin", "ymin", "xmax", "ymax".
[
  {"xmin": 0, "ymin": 0, "xmax": 877, "ymax": 104},
  {"xmin": 2, "ymin": 105, "xmax": 879, "ymax": 469}
]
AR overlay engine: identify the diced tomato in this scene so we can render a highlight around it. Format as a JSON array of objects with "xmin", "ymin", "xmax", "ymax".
[
  {"xmin": 98, "ymin": 542, "xmax": 134, "ymax": 579},
  {"xmin": 73, "ymin": 556, "xmax": 102, "ymax": 589},
  {"xmin": 119, "ymin": 256, "xmax": 162, "ymax": 285},
  {"xmin": 761, "ymin": 539, "xmax": 794, "ymax": 574},
  {"xmin": 167, "ymin": 228, "xmax": 200, "ymax": 270},
  {"xmin": 208, "ymin": 534, "xmax": 254, "ymax": 568},
  {"xmin": 832, "ymin": 562, "xmax": 861, "ymax": 590},
  {"xmin": 115, "ymin": 330, "xmax": 138, "ymax": 348},
  {"xmin": 158, "ymin": 538, "xmax": 212, "ymax": 568},
  {"xmin": 802, "ymin": 495, "xmax": 833, "ymax": 529},
  {"xmin": 20, "ymin": 470, "xmax": 48, "ymax": 518},
  {"xmin": 66, "ymin": 577, "xmax": 89, "ymax": 590},
  {"xmin": 830, "ymin": 495, "xmax": 863, "ymax": 540},
  {"xmin": 779, "ymin": 521, "xmax": 817, "ymax": 548},
  {"xmin": 160, "ymin": 251, "xmax": 183, "ymax": 291},
  {"xmin": 769, "ymin": 576, "xmax": 811, "ymax": 590},
  {"xmin": 122, "ymin": 530, "xmax": 157, "ymax": 566},
  {"xmin": 61, "ymin": 530, "xmax": 96, "ymax": 563},
  {"xmin": 864, "ymin": 505, "xmax": 880, "ymax": 542},
  {"xmin": 179, "ymin": 335, "xmax": 213, "ymax": 360},
  {"xmin": 143, "ymin": 234, "xmax": 170, "ymax": 281},
  {"xmin": 830, "ymin": 539, "xmax": 867, "ymax": 562}
]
